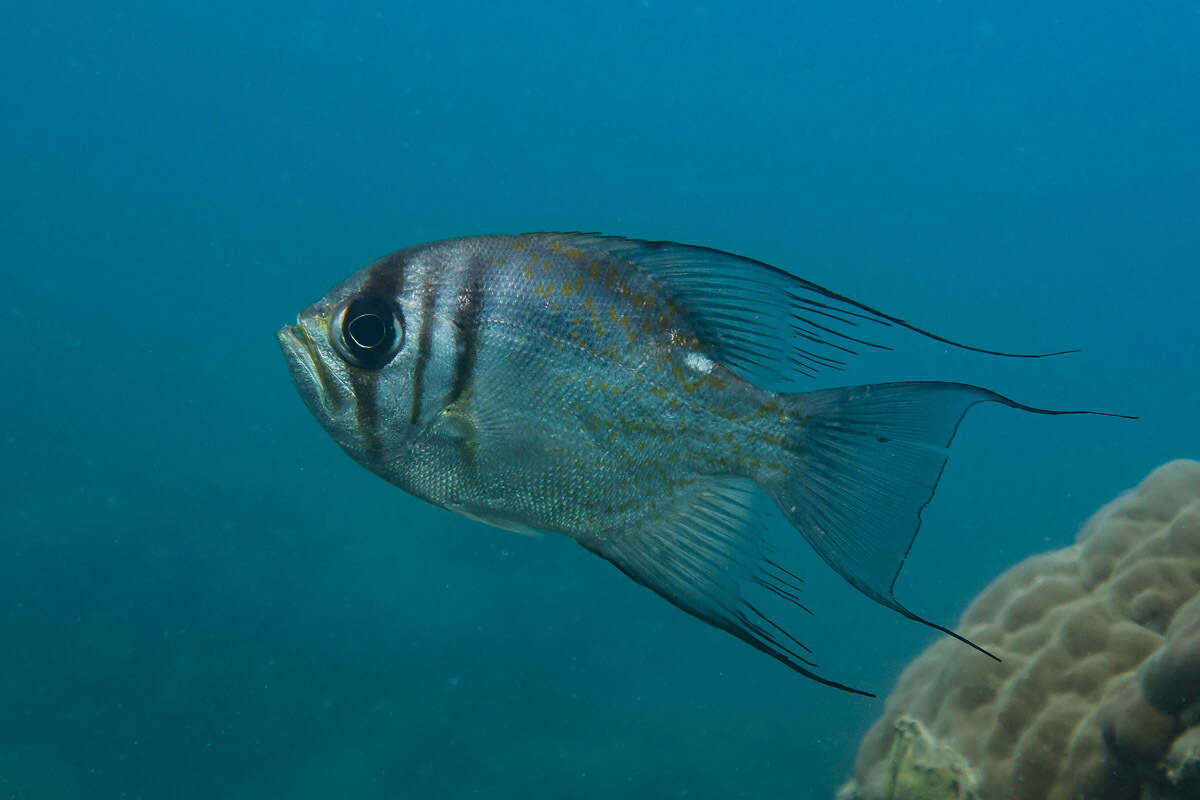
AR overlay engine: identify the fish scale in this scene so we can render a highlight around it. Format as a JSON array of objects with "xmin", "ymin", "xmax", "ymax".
[
  {"xmin": 330, "ymin": 236, "xmax": 753, "ymax": 532},
  {"xmin": 278, "ymin": 232, "xmax": 1130, "ymax": 695},
  {"xmin": 449, "ymin": 237, "xmax": 777, "ymax": 522}
]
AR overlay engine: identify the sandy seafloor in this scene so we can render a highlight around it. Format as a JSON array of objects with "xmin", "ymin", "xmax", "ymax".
[{"xmin": 1, "ymin": 2, "xmax": 1196, "ymax": 798}]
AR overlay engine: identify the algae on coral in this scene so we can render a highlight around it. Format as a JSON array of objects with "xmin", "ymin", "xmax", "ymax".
[{"xmin": 838, "ymin": 716, "xmax": 978, "ymax": 800}]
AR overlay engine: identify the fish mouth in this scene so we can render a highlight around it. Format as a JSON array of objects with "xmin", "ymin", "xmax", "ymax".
[{"xmin": 277, "ymin": 317, "xmax": 346, "ymax": 418}]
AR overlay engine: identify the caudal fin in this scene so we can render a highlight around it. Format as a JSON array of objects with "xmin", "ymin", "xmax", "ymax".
[{"xmin": 762, "ymin": 381, "xmax": 1133, "ymax": 655}]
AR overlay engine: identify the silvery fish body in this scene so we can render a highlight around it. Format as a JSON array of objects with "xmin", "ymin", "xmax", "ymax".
[{"xmin": 279, "ymin": 232, "xmax": 1118, "ymax": 694}]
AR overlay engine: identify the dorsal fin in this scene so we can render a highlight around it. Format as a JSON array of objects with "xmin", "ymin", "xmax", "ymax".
[{"xmin": 535, "ymin": 233, "xmax": 1074, "ymax": 390}]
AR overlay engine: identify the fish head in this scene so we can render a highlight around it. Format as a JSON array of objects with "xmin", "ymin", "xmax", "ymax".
[{"xmin": 277, "ymin": 256, "xmax": 422, "ymax": 469}]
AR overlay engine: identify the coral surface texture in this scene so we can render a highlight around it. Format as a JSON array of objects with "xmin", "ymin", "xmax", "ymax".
[{"xmin": 838, "ymin": 460, "xmax": 1200, "ymax": 800}]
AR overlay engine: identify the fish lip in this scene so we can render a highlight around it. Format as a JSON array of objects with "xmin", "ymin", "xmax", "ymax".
[
  {"xmin": 277, "ymin": 318, "xmax": 340, "ymax": 416},
  {"xmin": 277, "ymin": 322, "xmax": 316, "ymax": 386}
]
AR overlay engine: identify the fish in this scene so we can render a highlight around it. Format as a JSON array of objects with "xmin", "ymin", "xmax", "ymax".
[{"xmin": 277, "ymin": 233, "xmax": 1130, "ymax": 696}]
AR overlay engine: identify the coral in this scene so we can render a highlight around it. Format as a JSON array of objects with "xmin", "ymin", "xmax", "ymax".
[
  {"xmin": 837, "ymin": 460, "xmax": 1200, "ymax": 800},
  {"xmin": 835, "ymin": 716, "xmax": 978, "ymax": 800}
]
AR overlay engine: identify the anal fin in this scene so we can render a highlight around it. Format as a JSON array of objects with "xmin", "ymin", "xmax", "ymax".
[{"xmin": 580, "ymin": 477, "xmax": 874, "ymax": 696}]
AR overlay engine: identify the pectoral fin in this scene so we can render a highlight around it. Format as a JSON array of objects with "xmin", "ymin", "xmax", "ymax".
[
  {"xmin": 433, "ymin": 402, "xmax": 479, "ymax": 443},
  {"xmin": 430, "ymin": 393, "xmax": 551, "ymax": 470}
]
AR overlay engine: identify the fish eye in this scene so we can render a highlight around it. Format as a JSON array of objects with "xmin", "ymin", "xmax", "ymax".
[
  {"xmin": 348, "ymin": 311, "xmax": 387, "ymax": 349},
  {"xmin": 335, "ymin": 295, "xmax": 405, "ymax": 369}
]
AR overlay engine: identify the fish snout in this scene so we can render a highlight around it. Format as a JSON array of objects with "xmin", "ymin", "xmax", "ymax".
[{"xmin": 277, "ymin": 313, "xmax": 349, "ymax": 419}]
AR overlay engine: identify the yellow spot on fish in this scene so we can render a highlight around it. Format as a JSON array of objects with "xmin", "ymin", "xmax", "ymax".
[
  {"xmin": 513, "ymin": 240, "xmax": 525, "ymax": 251},
  {"xmin": 588, "ymin": 260, "xmax": 604, "ymax": 279},
  {"xmin": 552, "ymin": 241, "xmax": 563, "ymax": 253},
  {"xmin": 563, "ymin": 247, "xmax": 584, "ymax": 261},
  {"xmin": 523, "ymin": 263, "xmax": 533, "ymax": 280},
  {"xmin": 650, "ymin": 386, "xmax": 668, "ymax": 398},
  {"xmin": 710, "ymin": 405, "xmax": 741, "ymax": 421},
  {"xmin": 671, "ymin": 364, "xmax": 728, "ymax": 394},
  {"xmin": 543, "ymin": 259, "xmax": 551, "ymax": 271},
  {"xmin": 582, "ymin": 295, "xmax": 604, "ymax": 336},
  {"xmin": 759, "ymin": 400, "xmax": 789, "ymax": 423},
  {"xmin": 617, "ymin": 313, "xmax": 635, "ymax": 344}
]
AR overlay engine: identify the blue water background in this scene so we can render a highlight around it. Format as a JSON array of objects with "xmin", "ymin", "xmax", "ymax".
[{"xmin": 2, "ymin": 2, "xmax": 1197, "ymax": 797}]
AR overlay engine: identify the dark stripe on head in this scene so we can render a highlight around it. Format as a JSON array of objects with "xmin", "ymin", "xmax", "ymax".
[
  {"xmin": 349, "ymin": 368, "xmax": 382, "ymax": 462},
  {"xmin": 409, "ymin": 275, "xmax": 439, "ymax": 426},
  {"xmin": 447, "ymin": 255, "xmax": 487, "ymax": 405},
  {"xmin": 351, "ymin": 248, "xmax": 410, "ymax": 460},
  {"xmin": 361, "ymin": 248, "xmax": 410, "ymax": 299}
]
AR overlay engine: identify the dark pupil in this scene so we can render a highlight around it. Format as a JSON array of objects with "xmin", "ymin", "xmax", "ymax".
[
  {"xmin": 340, "ymin": 295, "xmax": 401, "ymax": 369},
  {"xmin": 348, "ymin": 312, "xmax": 387, "ymax": 349}
]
